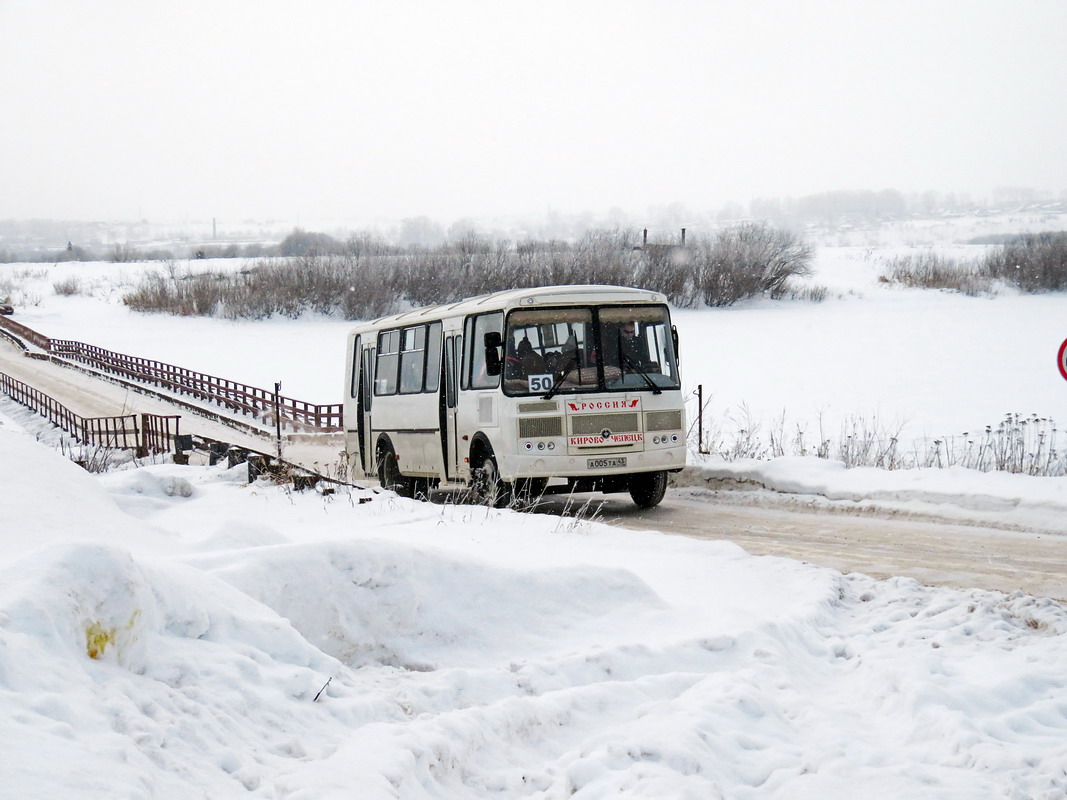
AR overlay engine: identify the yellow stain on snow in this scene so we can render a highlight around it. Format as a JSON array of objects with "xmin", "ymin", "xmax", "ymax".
[{"xmin": 85, "ymin": 609, "xmax": 142, "ymax": 660}]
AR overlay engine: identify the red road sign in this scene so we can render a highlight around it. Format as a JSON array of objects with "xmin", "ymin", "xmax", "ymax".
[{"xmin": 1059, "ymin": 338, "xmax": 1067, "ymax": 383}]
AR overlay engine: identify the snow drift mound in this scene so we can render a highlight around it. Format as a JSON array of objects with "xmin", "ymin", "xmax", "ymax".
[{"xmin": 189, "ymin": 538, "xmax": 667, "ymax": 669}]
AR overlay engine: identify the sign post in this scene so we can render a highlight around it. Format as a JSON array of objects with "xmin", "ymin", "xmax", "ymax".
[{"xmin": 1059, "ymin": 338, "xmax": 1067, "ymax": 384}]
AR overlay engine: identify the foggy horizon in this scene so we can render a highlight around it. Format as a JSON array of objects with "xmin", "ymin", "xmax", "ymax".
[{"xmin": 3, "ymin": 1, "xmax": 1066, "ymax": 227}]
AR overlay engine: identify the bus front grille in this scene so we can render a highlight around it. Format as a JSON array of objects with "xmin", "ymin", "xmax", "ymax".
[
  {"xmin": 518, "ymin": 416, "xmax": 563, "ymax": 438},
  {"xmin": 518, "ymin": 401, "xmax": 558, "ymax": 414},
  {"xmin": 570, "ymin": 412, "xmax": 641, "ymax": 435},
  {"xmin": 645, "ymin": 410, "xmax": 683, "ymax": 431}
]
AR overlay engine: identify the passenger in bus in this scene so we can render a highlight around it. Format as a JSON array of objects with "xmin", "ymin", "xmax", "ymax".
[
  {"xmin": 504, "ymin": 340, "xmax": 524, "ymax": 380},
  {"xmin": 556, "ymin": 333, "xmax": 595, "ymax": 386},
  {"xmin": 517, "ymin": 336, "xmax": 546, "ymax": 375}
]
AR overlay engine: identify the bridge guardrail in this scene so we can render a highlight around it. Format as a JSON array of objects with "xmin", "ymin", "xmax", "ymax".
[
  {"xmin": 1, "ymin": 370, "xmax": 179, "ymax": 455},
  {"xmin": 0, "ymin": 316, "xmax": 342, "ymax": 432}
]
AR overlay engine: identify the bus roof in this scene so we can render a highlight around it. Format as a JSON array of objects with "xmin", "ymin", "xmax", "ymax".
[{"xmin": 350, "ymin": 285, "xmax": 668, "ymax": 332}]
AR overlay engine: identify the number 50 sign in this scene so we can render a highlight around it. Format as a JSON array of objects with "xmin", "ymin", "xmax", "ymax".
[{"xmin": 1059, "ymin": 338, "xmax": 1067, "ymax": 383}]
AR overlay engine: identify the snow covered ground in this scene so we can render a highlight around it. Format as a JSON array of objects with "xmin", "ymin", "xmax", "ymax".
[
  {"xmin": 3, "ymin": 413, "xmax": 1067, "ymax": 798},
  {"xmin": 2, "ymin": 224, "xmax": 1067, "ymax": 797}
]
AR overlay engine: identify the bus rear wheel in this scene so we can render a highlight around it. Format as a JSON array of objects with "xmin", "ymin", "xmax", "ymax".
[
  {"xmin": 628, "ymin": 470, "xmax": 667, "ymax": 508},
  {"xmin": 377, "ymin": 442, "xmax": 414, "ymax": 498}
]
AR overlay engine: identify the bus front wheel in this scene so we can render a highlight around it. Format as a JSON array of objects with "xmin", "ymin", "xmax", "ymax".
[
  {"xmin": 628, "ymin": 470, "xmax": 667, "ymax": 508},
  {"xmin": 471, "ymin": 450, "xmax": 512, "ymax": 508}
]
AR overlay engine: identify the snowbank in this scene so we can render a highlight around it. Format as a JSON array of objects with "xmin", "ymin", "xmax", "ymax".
[
  {"xmin": 2, "ymin": 428, "xmax": 1067, "ymax": 798},
  {"xmin": 684, "ymin": 455, "xmax": 1067, "ymax": 534}
]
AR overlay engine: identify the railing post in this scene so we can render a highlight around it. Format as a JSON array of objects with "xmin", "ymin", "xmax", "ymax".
[
  {"xmin": 274, "ymin": 381, "xmax": 283, "ymax": 457},
  {"xmin": 138, "ymin": 413, "xmax": 149, "ymax": 458}
]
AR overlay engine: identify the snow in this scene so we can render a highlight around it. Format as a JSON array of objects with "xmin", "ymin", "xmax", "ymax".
[
  {"xmin": 2, "ymin": 228, "xmax": 1067, "ymax": 796},
  {"xmin": 678, "ymin": 246, "xmax": 1067, "ymax": 444}
]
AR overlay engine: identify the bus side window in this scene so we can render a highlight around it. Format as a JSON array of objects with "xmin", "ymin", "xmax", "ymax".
[
  {"xmin": 461, "ymin": 317, "xmax": 474, "ymax": 390},
  {"xmin": 424, "ymin": 322, "xmax": 442, "ymax": 393},
  {"xmin": 470, "ymin": 312, "xmax": 503, "ymax": 390},
  {"xmin": 362, "ymin": 347, "xmax": 375, "ymax": 409},
  {"xmin": 349, "ymin": 335, "xmax": 361, "ymax": 398},
  {"xmin": 376, "ymin": 330, "xmax": 400, "ymax": 395},
  {"xmin": 399, "ymin": 325, "xmax": 427, "ymax": 394},
  {"xmin": 445, "ymin": 336, "xmax": 457, "ymax": 408}
]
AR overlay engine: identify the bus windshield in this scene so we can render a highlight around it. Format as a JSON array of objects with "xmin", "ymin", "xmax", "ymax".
[{"xmin": 502, "ymin": 304, "xmax": 680, "ymax": 397}]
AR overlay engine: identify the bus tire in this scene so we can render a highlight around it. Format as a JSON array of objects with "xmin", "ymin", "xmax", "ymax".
[
  {"xmin": 377, "ymin": 441, "xmax": 414, "ymax": 498},
  {"xmin": 628, "ymin": 470, "xmax": 667, "ymax": 508},
  {"xmin": 471, "ymin": 448, "xmax": 512, "ymax": 508}
]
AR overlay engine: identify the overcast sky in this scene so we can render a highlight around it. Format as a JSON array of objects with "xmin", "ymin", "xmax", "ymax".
[{"xmin": 2, "ymin": 1, "xmax": 1065, "ymax": 225}]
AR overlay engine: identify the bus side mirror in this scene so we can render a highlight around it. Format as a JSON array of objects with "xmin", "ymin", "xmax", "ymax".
[
  {"xmin": 672, "ymin": 326, "xmax": 679, "ymax": 359},
  {"xmin": 484, "ymin": 331, "xmax": 502, "ymax": 377}
]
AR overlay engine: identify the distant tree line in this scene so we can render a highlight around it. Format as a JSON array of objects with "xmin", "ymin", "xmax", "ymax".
[
  {"xmin": 121, "ymin": 223, "xmax": 816, "ymax": 319},
  {"xmin": 743, "ymin": 188, "xmax": 1065, "ymax": 228},
  {"xmin": 5, "ymin": 185, "xmax": 1065, "ymax": 264},
  {"xmin": 0, "ymin": 228, "xmax": 336, "ymax": 265}
]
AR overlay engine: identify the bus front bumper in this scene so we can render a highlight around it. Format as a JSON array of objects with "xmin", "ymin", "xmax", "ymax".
[{"xmin": 499, "ymin": 445, "xmax": 686, "ymax": 482}]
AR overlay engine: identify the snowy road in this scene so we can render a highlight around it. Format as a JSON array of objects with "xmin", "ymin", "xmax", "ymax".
[
  {"xmin": 3, "ymin": 336, "xmax": 1065, "ymax": 602},
  {"xmin": 533, "ymin": 492, "xmax": 1067, "ymax": 601}
]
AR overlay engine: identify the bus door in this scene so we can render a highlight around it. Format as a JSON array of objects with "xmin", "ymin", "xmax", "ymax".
[
  {"xmin": 441, "ymin": 334, "xmax": 461, "ymax": 479},
  {"xmin": 360, "ymin": 345, "xmax": 375, "ymax": 476}
]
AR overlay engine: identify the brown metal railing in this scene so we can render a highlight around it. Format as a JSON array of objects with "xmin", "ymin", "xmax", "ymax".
[
  {"xmin": 0, "ymin": 315, "xmax": 342, "ymax": 431},
  {"xmin": 0, "ymin": 315, "xmax": 52, "ymax": 351},
  {"xmin": 0, "ymin": 371, "xmax": 178, "ymax": 454},
  {"xmin": 139, "ymin": 412, "xmax": 181, "ymax": 456}
]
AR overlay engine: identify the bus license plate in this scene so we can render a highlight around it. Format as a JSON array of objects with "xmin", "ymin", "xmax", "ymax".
[{"xmin": 588, "ymin": 457, "xmax": 627, "ymax": 469}]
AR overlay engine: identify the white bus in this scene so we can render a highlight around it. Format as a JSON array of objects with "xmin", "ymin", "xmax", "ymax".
[{"xmin": 343, "ymin": 284, "xmax": 686, "ymax": 507}]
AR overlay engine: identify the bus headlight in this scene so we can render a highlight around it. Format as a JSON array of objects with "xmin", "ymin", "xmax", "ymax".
[{"xmin": 524, "ymin": 442, "xmax": 533, "ymax": 451}]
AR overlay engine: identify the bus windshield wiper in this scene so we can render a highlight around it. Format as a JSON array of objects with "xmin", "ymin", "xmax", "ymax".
[
  {"xmin": 542, "ymin": 350, "xmax": 580, "ymax": 400},
  {"xmin": 621, "ymin": 353, "xmax": 662, "ymax": 394}
]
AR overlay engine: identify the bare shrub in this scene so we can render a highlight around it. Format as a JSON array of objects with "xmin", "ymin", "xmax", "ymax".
[
  {"xmin": 984, "ymin": 232, "xmax": 1067, "ymax": 292},
  {"xmin": 278, "ymin": 229, "xmax": 344, "ymax": 257},
  {"xmin": 880, "ymin": 252, "xmax": 991, "ymax": 295},
  {"xmin": 110, "ymin": 243, "xmax": 136, "ymax": 263},
  {"xmin": 693, "ymin": 223, "xmax": 814, "ymax": 306},
  {"xmin": 695, "ymin": 407, "xmax": 1066, "ymax": 476},
  {"xmin": 779, "ymin": 280, "xmax": 829, "ymax": 303},
  {"xmin": 835, "ymin": 416, "xmax": 907, "ymax": 470},
  {"xmin": 939, "ymin": 414, "xmax": 1063, "ymax": 476},
  {"xmin": 52, "ymin": 276, "xmax": 82, "ymax": 296},
  {"xmin": 121, "ymin": 225, "xmax": 819, "ymax": 319},
  {"xmin": 881, "ymin": 235, "xmax": 1067, "ymax": 295}
]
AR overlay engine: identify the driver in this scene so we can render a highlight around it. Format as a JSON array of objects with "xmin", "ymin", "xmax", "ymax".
[{"xmin": 602, "ymin": 321, "xmax": 647, "ymax": 370}]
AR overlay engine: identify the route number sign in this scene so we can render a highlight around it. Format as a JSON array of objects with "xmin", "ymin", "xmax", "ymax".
[{"xmin": 1059, "ymin": 338, "xmax": 1067, "ymax": 383}]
